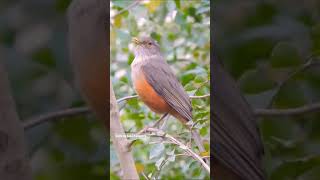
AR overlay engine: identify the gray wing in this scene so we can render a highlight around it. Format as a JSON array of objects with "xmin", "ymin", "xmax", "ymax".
[
  {"xmin": 141, "ymin": 58, "xmax": 192, "ymax": 121},
  {"xmin": 212, "ymin": 59, "xmax": 266, "ymax": 180}
]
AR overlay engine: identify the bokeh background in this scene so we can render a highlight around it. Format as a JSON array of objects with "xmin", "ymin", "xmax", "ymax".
[
  {"xmin": 110, "ymin": 0, "xmax": 210, "ymax": 179},
  {"xmin": 214, "ymin": 0, "xmax": 320, "ymax": 179},
  {"xmin": 1, "ymin": 0, "xmax": 319, "ymax": 179},
  {"xmin": 0, "ymin": 0, "xmax": 107, "ymax": 179}
]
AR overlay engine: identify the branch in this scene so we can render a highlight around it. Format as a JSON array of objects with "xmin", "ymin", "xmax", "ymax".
[
  {"xmin": 111, "ymin": 0, "xmax": 141, "ymax": 19},
  {"xmin": 145, "ymin": 127, "xmax": 210, "ymax": 173},
  {"xmin": 117, "ymin": 94, "xmax": 210, "ymax": 103},
  {"xmin": 255, "ymin": 102, "xmax": 320, "ymax": 117},
  {"xmin": 110, "ymin": 82, "xmax": 139, "ymax": 179},
  {"xmin": 190, "ymin": 94, "xmax": 210, "ymax": 99},
  {"xmin": 23, "ymin": 94, "xmax": 210, "ymax": 130},
  {"xmin": 23, "ymin": 107, "xmax": 90, "ymax": 130},
  {"xmin": 267, "ymin": 57, "xmax": 320, "ymax": 107},
  {"xmin": 0, "ymin": 60, "xmax": 32, "ymax": 179},
  {"xmin": 117, "ymin": 95, "xmax": 138, "ymax": 103}
]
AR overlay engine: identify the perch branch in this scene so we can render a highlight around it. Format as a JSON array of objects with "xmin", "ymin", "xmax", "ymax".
[
  {"xmin": 23, "ymin": 94, "xmax": 320, "ymax": 130},
  {"xmin": 145, "ymin": 127, "xmax": 210, "ymax": 173},
  {"xmin": 23, "ymin": 94, "xmax": 209, "ymax": 130}
]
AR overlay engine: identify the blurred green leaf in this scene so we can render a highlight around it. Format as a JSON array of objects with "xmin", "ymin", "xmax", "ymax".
[
  {"xmin": 32, "ymin": 48, "xmax": 56, "ymax": 68},
  {"xmin": 150, "ymin": 143, "xmax": 165, "ymax": 159},
  {"xmin": 311, "ymin": 24, "xmax": 320, "ymax": 55},
  {"xmin": 239, "ymin": 69, "xmax": 276, "ymax": 94},
  {"xmin": 270, "ymin": 42, "xmax": 302, "ymax": 68}
]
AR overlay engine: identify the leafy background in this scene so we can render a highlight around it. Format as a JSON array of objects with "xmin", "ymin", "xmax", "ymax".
[
  {"xmin": 214, "ymin": 0, "xmax": 320, "ymax": 179},
  {"xmin": 0, "ymin": 0, "xmax": 107, "ymax": 179},
  {"xmin": 110, "ymin": 0, "xmax": 210, "ymax": 179}
]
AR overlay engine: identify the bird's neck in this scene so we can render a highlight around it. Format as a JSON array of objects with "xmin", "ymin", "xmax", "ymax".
[{"xmin": 131, "ymin": 53, "xmax": 163, "ymax": 67}]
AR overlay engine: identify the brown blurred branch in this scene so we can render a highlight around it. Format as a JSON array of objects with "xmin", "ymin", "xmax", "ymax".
[
  {"xmin": 23, "ymin": 94, "xmax": 320, "ymax": 130},
  {"xmin": 23, "ymin": 94, "xmax": 210, "ymax": 130},
  {"xmin": 0, "ymin": 61, "xmax": 32, "ymax": 179},
  {"xmin": 23, "ymin": 107, "xmax": 90, "ymax": 130}
]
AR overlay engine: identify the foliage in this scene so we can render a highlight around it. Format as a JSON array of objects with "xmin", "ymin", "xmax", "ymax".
[
  {"xmin": 110, "ymin": 0, "xmax": 210, "ymax": 179},
  {"xmin": 215, "ymin": 0, "xmax": 320, "ymax": 179},
  {"xmin": 0, "ymin": 0, "xmax": 106, "ymax": 179}
]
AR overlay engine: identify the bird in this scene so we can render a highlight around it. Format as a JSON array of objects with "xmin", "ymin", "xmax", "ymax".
[
  {"xmin": 131, "ymin": 36, "xmax": 207, "ymax": 156},
  {"xmin": 212, "ymin": 55, "xmax": 266, "ymax": 180},
  {"xmin": 67, "ymin": 0, "xmax": 108, "ymax": 126}
]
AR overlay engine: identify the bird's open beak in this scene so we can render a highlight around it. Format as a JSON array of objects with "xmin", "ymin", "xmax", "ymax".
[{"xmin": 132, "ymin": 37, "xmax": 141, "ymax": 46}]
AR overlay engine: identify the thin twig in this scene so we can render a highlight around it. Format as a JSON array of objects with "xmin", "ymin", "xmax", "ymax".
[
  {"xmin": 141, "ymin": 172, "xmax": 150, "ymax": 180},
  {"xmin": 23, "ymin": 107, "xmax": 90, "ymax": 130},
  {"xmin": 267, "ymin": 57, "xmax": 320, "ymax": 107},
  {"xmin": 23, "ymin": 96, "xmax": 320, "ymax": 130},
  {"xmin": 255, "ymin": 102, "xmax": 320, "ymax": 117},
  {"xmin": 117, "ymin": 95, "xmax": 139, "ymax": 103},
  {"xmin": 127, "ymin": 113, "xmax": 169, "ymax": 149},
  {"xmin": 23, "ymin": 94, "xmax": 209, "ymax": 130},
  {"xmin": 117, "ymin": 94, "xmax": 210, "ymax": 103},
  {"xmin": 190, "ymin": 94, "xmax": 210, "ymax": 99},
  {"xmin": 111, "ymin": 0, "xmax": 141, "ymax": 19}
]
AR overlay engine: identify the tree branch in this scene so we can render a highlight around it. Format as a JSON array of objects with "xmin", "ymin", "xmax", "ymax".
[
  {"xmin": 23, "ymin": 107, "xmax": 90, "ymax": 130},
  {"xmin": 23, "ymin": 94, "xmax": 210, "ymax": 130},
  {"xmin": 267, "ymin": 57, "xmax": 320, "ymax": 107},
  {"xmin": 23, "ymin": 94, "xmax": 320, "ymax": 130},
  {"xmin": 145, "ymin": 127, "xmax": 210, "ymax": 173},
  {"xmin": 111, "ymin": 0, "xmax": 141, "ymax": 19},
  {"xmin": 0, "ymin": 60, "xmax": 32, "ymax": 180},
  {"xmin": 110, "ymin": 82, "xmax": 139, "ymax": 179},
  {"xmin": 255, "ymin": 102, "xmax": 320, "ymax": 117},
  {"xmin": 117, "ymin": 94, "xmax": 210, "ymax": 103}
]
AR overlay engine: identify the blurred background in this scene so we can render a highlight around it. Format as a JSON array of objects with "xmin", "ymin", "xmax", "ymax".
[
  {"xmin": 0, "ymin": 0, "xmax": 107, "ymax": 179},
  {"xmin": 214, "ymin": 0, "xmax": 320, "ymax": 179},
  {"xmin": 110, "ymin": 0, "xmax": 210, "ymax": 179},
  {"xmin": 2, "ymin": 0, "xmax": 319, "ymax": 179}
]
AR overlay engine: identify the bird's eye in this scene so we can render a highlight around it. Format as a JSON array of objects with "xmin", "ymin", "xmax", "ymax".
[{"xmin": 148, "ymin": 42, "xmax": 152, "ymax": 45}]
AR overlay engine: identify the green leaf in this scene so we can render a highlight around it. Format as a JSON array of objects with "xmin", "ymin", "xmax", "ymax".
[
  {"xmin": 114, "ymin": 14, "xmax": 122, "ymax": 28},
  {"xmin": 174, "ymin": 0, "xmax": 180, "ymax": 9},
  {"xmin": 273, "ymin": 81, "xmax": 307, "ymax": 108},
  {"xmin": 311, "ymin": 24, "xmax": 320, "ymax": 55},
  {"xmin": 271, "ymin": 156, "xmax": 320, "ymax": 179},
  {"xmin": 149, "ymin": 144, "xmax": 165, "ymax": 159},
  {"xmin": 270, "ymin": 42, "xmax": 302, "ymax": 68},
  {"xmin": 32, "ymin": 48, "xmax": 56, "ymax": 68},
  {"xmin": 238, "ymin": 69, "xmax": 276, "ymax": 94},
  {"xmin": 151, "ymin": 32, "xmax": 161, "ymax": 42},
  {"xmin": 112, "ymin": 0, "xmax": 132, "ymax": 8},
  {"xmin": 145, "ymin": 0, "xmax": 162, "ymax": 13}
]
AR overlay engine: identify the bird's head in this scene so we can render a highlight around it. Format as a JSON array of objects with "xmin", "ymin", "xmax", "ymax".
[{"xmin": 132, "ymin": 36, "xmax": 161, "ymax": 57}]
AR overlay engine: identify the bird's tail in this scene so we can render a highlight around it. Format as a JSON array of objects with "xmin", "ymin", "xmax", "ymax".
[{"xmin": 191, "ymin": 130, "xmax": 209, "ymax": 165}]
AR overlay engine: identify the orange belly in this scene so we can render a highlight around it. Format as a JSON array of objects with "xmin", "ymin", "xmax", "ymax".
[{"xmin": 133, "ymin": 72, "xmax": 171, "ymax": 114}]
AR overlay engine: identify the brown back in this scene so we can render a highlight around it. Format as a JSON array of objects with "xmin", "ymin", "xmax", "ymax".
[{"xmin": 141, "ymin": 57, "xmax": 192, "ymax": 122}]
